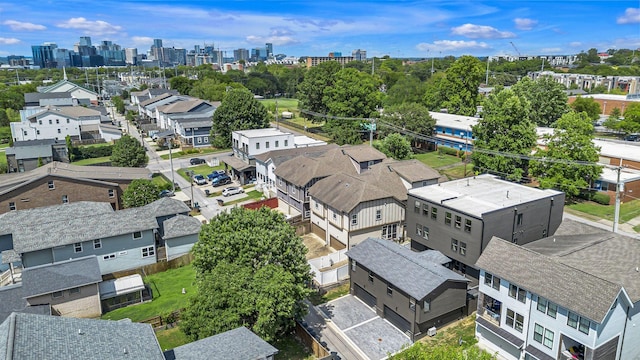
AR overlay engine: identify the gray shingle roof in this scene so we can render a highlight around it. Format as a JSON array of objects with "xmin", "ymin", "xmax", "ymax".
[
  {"xmin": 143, "ymin": 197, "xmax": 191, "ymax": 218},
  {"xmin": 253, "ymin": 144, "xmax": 339, "ymax": 166},
  {"xmin": 308, "ymin": 173, "xmax": 395, "ymax": 213},
  {"xmin": 24, "ymin": 92, "xmax": 71, "ymax": 103},
  {"xmin": 139, "ymin": 93, "xmax": 173, "ymax": 107},
  {"xmin": 381, "ymin": 159, "xmax": 441, "ymax": 183},
  {"xmin": 162, "ymin": 215, "xmax": 202, "ymax": 240},
  {"xmin": 21, "ymin": 256, "xmax": 102, "ymax": 298},
  {"xmin": 0, "ymin": 312, "xmax": 165, "ymax": 359},
  {"xmin": 476, "ymin": 237, "xmax": 622, "ymax": 323},
  {"xmin": 173, "ymin": 117, "xmax": 213, "ymax": 128},
  {"xmin": 165, "ymin": 326, "xmax": 278, "ymax": 360},
  {"xmin": 341, "ymin": 145, "xmax": 386, "ymax": 163},
  {"xmin": 347, "ymin": 238, "xmax": 468, "ymax": 301}
]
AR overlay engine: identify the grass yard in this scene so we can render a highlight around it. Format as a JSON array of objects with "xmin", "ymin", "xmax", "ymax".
[
  {"xmin": 273, "ymin": 335, "xmax": 315, "ymax": 360},
  {"xmin": 79, "ymin": 142, "xmax": 112, "ymax": 148},
  {"xmin": 0, "ymin": 143, "xmax": 9, "ymax": 149},
  {"xmin": 309, "ymin": 283, "xmax": 350, "ymax": 306},
  {"xmin": 177, "ymin": 164, "xmax": 224, "ymax": 181},
  {"xmin": 222, "ymin": 190, "xmax": 265, "ymax": 206},
  {"xmin": 71, "ymin": 156, "xmax": 111, "ymax": 166},
  {"xmin": 155, "ymin": 326, "xmax": 191, "ymax": 352},
  {"xmin": 159, "ymin": 147, "xmax": 230, "ymax": 160},
  {"xmin": 440, "ymin": 164, "xmax": 473, "ymax": 180},
  {"xmin": 414, "ymin": 152, "xmax": 462, "ymax": 169},
  {"xmin": 567, "ymin": 199, "xmax": 640, "ymax": 223},
  {"xmin": 260, "ymin": 98, "xmax": 299, "ymax": 111},
  {"xmin": 151, "ymin": 173, "xmax": 177, "ymax": 191},
  {"xmin": 101, "ymin": 264, "xmax": 196, "ymax": 322}
]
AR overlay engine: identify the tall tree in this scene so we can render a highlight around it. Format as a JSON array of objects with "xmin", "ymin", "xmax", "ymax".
[
  {"xmin": 297, "ymin": 61, "xmax": 341, "ymax": 121},
  {"xmin": 210, "ymin": 88, "xmax": 269, "ymax": 148},
  {"xmin": 384, "ymin": 75, "xmax": 427, "ymax": 106},
  {"xmin": 570, "ymin": 96, "xmax": 601, "ymax": 120},
  {"xmin": 439, "ymin": 56, "xmax": 485, "ymax": 116},
  {"xmin": 615, "ymin": 103, "xmax": 640, "ymax": 134},
  {"xmin": 511, "ymin": 76, "xmax": 569, "ymax": 126},
  {"xmin": 169, "ymin": 76, "xmax": 194, "ymax": 95},
  {"xmin": 110, "ymin": 134, "xmax": 148, "ymax": 167},
  {"xmin": 374, "ymin": 133, "xmax": 413, "ymax": 160},
  {"xmin": 323, "ymin": 68, "xmax": 382, "ymax": 145},
  {"xmin": 530, "ymin": 111, "xmax": 602, "ymax": 197},
  {"xmin": 122, "ymin": 179, "xmax": 160, "ymax": 208},
  {"xmin": 472, "ymin": 89, "xmax": 536, "ymax": 182},
  {"xmin": 381, "ymin": 103, "xmax": 435, "ymax": 147},
  {"xmin": 422, "ymin": 72, "xmax": 447, "ymax": 111},
  {"xmin": 182, "ymin": 207, "xmax": 312, "ymax": 341}
]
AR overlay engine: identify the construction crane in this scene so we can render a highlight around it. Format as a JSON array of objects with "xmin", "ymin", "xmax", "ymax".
[{"xmin": 510, "ymin": 42, "xmax": 521, "ymax": 57}]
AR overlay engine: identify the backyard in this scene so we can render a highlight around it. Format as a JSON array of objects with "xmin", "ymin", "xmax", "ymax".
[{"xmin": 567, "ymin": 199, "xmax": 640, "ymax": 224}]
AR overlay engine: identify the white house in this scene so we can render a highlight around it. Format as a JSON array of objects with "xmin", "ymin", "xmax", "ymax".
[
  {"xmin": 37, "ymin": 79, "xmax": 98, "ymax": 103},
  {"xmin": 10, "ymin": 106, "xmax": 113, "ymax": 142}
]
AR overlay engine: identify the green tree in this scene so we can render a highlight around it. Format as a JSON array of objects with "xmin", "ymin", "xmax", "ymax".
[
  {"xmin": 422, "ymin": 72, "xmax": 447, "ymax": 111},
  {"xmin": 122, "ymin": 179, "xmax": 160, "ymax": 208},
  {"xmin": 182, "ymin": 207, "xmax": 312, "ymax": 341},
  {"xmin": 169, "ymin": 76, "xmax": 194, "ymax": 95},
  {"xmin": 297, "ymin": 61, "xmax": 341, "ymax": 121},
  {"xmin": 530, "ymin": 112, "xmax": 602, "ymax": 197},
  {"xmin": 472, "ymin": 89, "xmax": 536, "ymax": 182},
  {"xmin": 110, "ymin": 134, "xmax": 148, "ymax": 167},
  {"xmin": 374, "ymin": 133, "xmax": 413, "ymax": 159},
  {"xmin": 381, "ymin": 103, "xmax": 435, "ymax": 147},
  {"xmin": 570, "ymin": 96, "xmax": 601, "ymax": 120},
  {"xmin": 0, "ymin": 109, "xmax": 9, "ymax": 127},
  {"xmin": 439, "ymin": 56, "xmax": 485, "ymax": 116},
  {"xmin": 210, "ymin": 88, "xmax": 269, "ymax": 148},
  {"xmin": 511, "ymin": 76, "xmax": 569, "ymax": 126},
  {"xmin": 323, "ymin": 68, "xmax": 382, "ymax": 145},
  {"xmin": 384, "ymin": 75, "xmax": 427, "ymax": 106},
  {"xmin": 111, "ymin": 96, "xmax": 125, "ymax": 114},
  {"xmin": 617, "ymin": 103, "xmax": 640, "ymax": 133}
]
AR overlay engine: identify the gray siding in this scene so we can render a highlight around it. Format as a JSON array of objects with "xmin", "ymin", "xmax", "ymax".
[
  {"xmin": 621, "ymin": 302, "xmax": 640, "ymax": 360},
  {"xmin": 165, "ymin": 234, "xmax": 198, "ymax": 260},
  {"xmin": 23, "ymin": 249, "xmax": 54, "ymax": 268}
]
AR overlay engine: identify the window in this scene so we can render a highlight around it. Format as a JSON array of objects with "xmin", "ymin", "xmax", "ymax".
[
  {"xmin": 62, "ymin": 195, "xmax": 68, "ymax": 204},
  {"xmin": 422, "ymin": 204, "xmax": 428, "ymax": 216},
  {"xmin": 48, "ymin": 180, "xmax": 55, "ymax": 189},
  {"xmin": 57, "ymin": 128, "xmax": 61, "ymax": 134},
  {"xmin": 414, "ymin": 200, "xmax": 420, "ymax": 213},
  {"xmin": 459, "ymin": 242, "xmax": 467, "ymax": 256},
  {"xmin": 275, "ymin": 140, "xmax": 279, "ymax": 147},
  {"xmin": 351, "ymin": 260, "xmax": 356, "ymax": 271},
  {"xmin": 382, "ymin": 224, "xmax": 397, "ymax": 240},
  {"xmin": 266, "ymin": 141, "xmax": 270, "ymax": 149},
  {"xmin": 141, "ymin": 246, "xmax": 155, "ymax": 258},
  {"xmin": 376, "ymin": 209, "xmax": 382, "ymax": 221},
  {"xmin": 52, "ymin": 291, "xmax": 63, "ymax": 299},
  {"xmin": 368, "ymin": 272, "xmax": 374, "ymax": 283},
  {"xmin": 534, "ymin": 323, "xmax": 544, "ymax": 343},
  {"xmin": 509, "ymin": 284, "xmax": 526, "ymax": 303},
  {"xmin": 431, "ymin": 207, "xmax": 438, "ymax": 220},
  {"xmin": 543, "ymin": 328, "xmax": 554, "ymax": 349},
  {"xmin": 332, "ymin": 213, "xmax": 337, "ymax": 221},
  {"xmin": 410, "ymin": 298, "xmax": 416, "ymax": 312},
  {"xmin": 36, "ymin": 130, "xmax": 40, "ymax": 135},
  {"xmin": 108, "ymin": 189, "xmax": 114, "ymax": 198},
  {"xmin": 423, "ymin": 299, "xmax": 431, "ymax": 312},
  {"xmin": 579, "ymin": 317, "xmax": 590, "ymax": 334},
  {"xmin": 66, "ymin": 119, "xmax": 70, "ymax": 124},
  {"xmin": 351, "ymin": 213, "xmax": 358, "ymax": 225},
  {"xmin": 485, "ymin": 273, "xmax": 501, "ymax": 290},
  {"xmin": 517, "ymin": 213, "xmax": 523, "ymax": 225},
  {"xmin": 416, "ymin": 224, "xmax": 423, "ymax": 237},
  {"xmin": 9, "ymin": 202, "xmax": 16, "ymax": 211},
  {"xmin": 74, "ymin": 243, "xmax": 83, "ymax": 253},
  {"xmin": 93, "ymin": 239, "xmax": 102, "ymax": 249},
  {"xmin": 445, "ymin": 212, "xmax": 452, "ymax": 225},
  {"xmin": 515, "ymin": 313, "xmax": 524, "ymax": 332},
  {"xmin": 537, "ymin": 297, "xmax": 557, "ymax": 318},
  {"xmin": 278, "ymin": 178, "xmax": 283, "ymax": 186},
  {"xmin": 49, "ymin": 119, "xmax": 52, "ymax": 125},
  {"xmin": 451, "ymin": 239, "xmax": 458, "ymax": 252},
  {"xmin": 56, "ymin": 119, "xmax": 60, "ymax": 124},
  {"xmin": 256, "ymin": 143, "xmax": 260, "ymax": 149},
  {"xmin": 464, "ymin": 219, "xmax": 472, "ymax": 232},
  {"xmin": 314, "ymin": 202, "xmax": 319, "ymax": 210},
  {"xmin": 69, "ymin": 287, "xmax": 80, "ymax": 295},
  {"xmin": 423, "ymin": 226, "xmax": 429, "ymax": 240},
  {"xmin": 387, "ymin": 285, "xmax": 393, "ymax": 297},
  {"xmin": 284, "ymin": 139, "xmax": 288, "ymax": 146},
  {"xmin": 454, "ymin": 215, "xmax": 462, "ymax": 229},
  {"xmin": 133, "ymin": 231, "xmax": 142, "ymax": 239},
  {"xmin": 38, "ymin": 120, "xmax": 42, "ymax": 125},
  {"xmin": 506, "ymin": 309, "xmax": 514, "ymax": 327},
  {"xmin": 567, "ymin": 312, "xmax": 578, "ymax": 328}
]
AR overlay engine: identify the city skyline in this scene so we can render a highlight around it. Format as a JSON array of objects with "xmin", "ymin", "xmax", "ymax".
[{"xmin": 1, "ymin": 1, "xmax": 639, "ymax": 59}]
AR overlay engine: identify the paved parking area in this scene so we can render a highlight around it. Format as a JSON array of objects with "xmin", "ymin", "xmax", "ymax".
[{"xmin": 320, "ymin": 295, "xmax": 411, "ymax": 360}]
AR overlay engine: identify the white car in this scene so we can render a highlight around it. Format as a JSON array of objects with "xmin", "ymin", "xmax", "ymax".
[{"xmin": 222, "ymin": 186, "xmax": 244, "ymax": 197}]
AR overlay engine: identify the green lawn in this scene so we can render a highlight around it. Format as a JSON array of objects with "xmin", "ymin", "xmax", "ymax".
[
  {"xmin": 222, "ymin": 190, "xmax": 265, "ymax": 206},
  {"xmin": 159, "ymin": 147, "xmax": 230, "ymax": 160},
  {"xmin": 151, "ymin": 173, "xmax": 179, "ymax": 191},
  {"xmin": 413, "ymin": 152, "xmax": 462, "ymax": 169},
  {"xmin": 309, "ymin": 283, "xmax": 350, "ymax": 306},
  {"xmin": 0, "ymin": 143, "xmax": 9, "ymax": 149},
  {"xmin": 440, "ymin": 164, "xmax": 473, "ymax": 180},
  {"xmin": 101, "ymin": 264, "xmax": 196, "ymax": 322},
  {"xmin": 567, "ymin": 199, "xmax": 640, "ymax": 223},
  {"xmin": 71, "ymin": 156, "xmax": 111, "ymax": 166},
  {"xmin": 79, "ymin": 142, "xmax": 111, "ymax": 148},
  {"xmin": 155, "ymin": 326, "xmax": 190, "ymax": 352},
  {"xmin": 273, "ymin": 336, "xmax": 314, "ymax": 360},
  {"xmin": 260, "ymin": 98, "xmax": 299, "ymax": 110}
]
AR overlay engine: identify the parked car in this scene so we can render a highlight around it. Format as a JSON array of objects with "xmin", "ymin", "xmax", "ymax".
[
  {"xmin": 211, "ymin": 174, "xmax": 232, "ymax": 187},
  {"xmin": 207, "ymin": 170, "xmax": 226, "ymax": 182},
  {"xmin": 222, "ymin": 186, "xmax": 244, "ymax": 197},
  {"xmin": 193, "ymin": 174, "xmax": 207, "ymax": 185},
  {"xmin": 159, "ymin": 190, "xmax": 175, "ymax": 198},
  {"xmin": 624, "ymin": 133, "xmax": 640, "ymax": 142},
  {"xmin": 190, "ymin": 157, "xmax": 206, "ymax": 165}
]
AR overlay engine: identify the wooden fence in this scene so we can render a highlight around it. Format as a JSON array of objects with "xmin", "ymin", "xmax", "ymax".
[
  {"xmin": 295, "ymin": 322, "xmax": 332, "ymax": 359},
  {"xmin": 103, "ymin": 252, "xmax": 194, "ymax": 281}
]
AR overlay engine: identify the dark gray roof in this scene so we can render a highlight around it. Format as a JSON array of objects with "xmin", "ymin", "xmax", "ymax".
[
  {"xmin": 4, "ymin": 141, "xmax": 57, "ymax": 159},
  {"xmin": 308, "ymin": 173, "xmax": 396, "ymax": 213},
  {"xmin": 165, "ymin": 326, "xmax": 278, "ymax": 360},
  {"xmin": 24, "ymin": 92, "xmax": 71, "ymax": 103},
  {"xmin": 11, "ymin": 139, "xmax": 62, "ymax": 148},
  {"xmin": 162, "ymin": 215, "xmax": 202, "ymax": 240},
  {"xmin": 139, "ymin": 92, "xmax": 173, "ymax": 107},
  {"xmin": 476, "ymin": 316, "xmax": 525, "ymax": 348},
  {"xmin": 0, "ymin": 312, "xmax": 164, "ymax": 359},
  {"xmin": 0, "ymin": 285, "xmax": 30, "ymax": 323},
  {"xmin": 476, "ymin": 237, "xmax": 622, "ymax": 323},
  {"xmin": 173, "ymin": 117, "xmax": 213, "ymax": 128},
  {"xmin": 347, "ymin": 238, "xmax": 468, "ymax": 300},
  {"xmin": 253, "ymin": 144, "xmax": 339, "ymax": 166},
  {"xmin": 381, "ymin": 159, "xmax": 441, "ymax": 183},
  {"xmin": 21, "ymin": 256, "xmax": 102, "ymax": 298},
  {"xmin": 220, "ymin": 154, "xmax": 254, "ymax": 172},
  {"xmin": 143, "ymin": 197, "xmax": 191, "ymax": 218}
]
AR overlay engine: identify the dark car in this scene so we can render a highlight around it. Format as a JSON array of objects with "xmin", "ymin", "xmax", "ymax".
[
  {"xmin": 211, "ymin": 174, "xmax": 231, "ymax": 187},
  {"xmin": 207, "ymin": 170, "xmax": 226, "ymax": 181},
  {"xmin": 159, "ymin": 190, "xmax": 175, "ymax": 198},
  {"xmin": 189, "ymin": 157, "xmax": 206, "ymax": 165},
  {"xmin": 624, "ymin": 133, "xmax": 640, "ymax": 142}
]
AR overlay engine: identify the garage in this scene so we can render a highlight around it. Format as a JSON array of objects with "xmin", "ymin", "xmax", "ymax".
[
  {"xmin": 311, "ymin": 223, "xmax": 326, "ymax": 239},
  {"xmin": 384, "ymin": 305, "xmax": 411, "ymax": 335},
  {"xmin": 330, "ymin": 235, "xmax": 346, "ymax": 250},
  {"xmin": 354, "ymin": 284, "xmax": 376, "ymax": 307}
]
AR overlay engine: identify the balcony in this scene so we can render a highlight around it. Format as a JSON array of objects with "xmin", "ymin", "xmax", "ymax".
[{"xmin": 478, "ymin": 295, "xmax": 501, "ymax": 327}]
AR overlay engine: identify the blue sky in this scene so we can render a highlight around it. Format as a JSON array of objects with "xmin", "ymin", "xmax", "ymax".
[{"xmin": 1, "ymin": 1, "xmax": 639, "ymax": 59}]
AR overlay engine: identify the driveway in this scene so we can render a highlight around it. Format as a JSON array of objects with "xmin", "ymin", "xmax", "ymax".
[{"xmin": 318, "ymin": 295, "xmax": 411, "ymax": 360}]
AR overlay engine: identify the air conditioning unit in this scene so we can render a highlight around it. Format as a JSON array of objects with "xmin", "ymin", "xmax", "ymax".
[{"xmin": 427, "ymin": 327, "xmax": 437, "ymax": 337}]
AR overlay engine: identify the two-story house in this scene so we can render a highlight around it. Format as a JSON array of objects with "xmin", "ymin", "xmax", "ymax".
[
  {"xmin": 155, "ymin": 98, "xmax": 216, "ymax": 130},
  {"xmin": 37, "ymin": 79, "xmax": 98, "ymax": 104},
  {"xmin": 138, "ymin": 93, "xmax": 188, "ymax": 123},
  {"xmin": 475, "ymin": 230, "xmax": 640, "ymax": 360},
  {"xmin": 23, "ymin": 92, "xmax": 74, "ymax": 109},
  {"xmin": 347, "ymin": 238, "xmax": 469, "ymax": 341},
  {"xmin": 430, "ymin": 111, "xmax": 477, "ymax": 151},
  {"xmin": 5, "ymin": 139, "xmax": 69, "ymax": 172},
  {"xmin": 406, "ymin": 174, "xmax": 564, "ymax": 279}
]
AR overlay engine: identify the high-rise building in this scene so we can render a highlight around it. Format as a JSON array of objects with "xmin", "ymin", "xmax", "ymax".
[
  {"xmin": 153, "ymin": 39, "xmax": 163, "ymax": 49},
  {"xmin": 96, "ymin": 41, "xmax": 126, "ymax": 66},
  {"xmin": 79, "ymin": 36, "xmax": 92, "ymax": 47},
  {"xmin": 266, "ymin": 43, "xmax": 273, "ymax": 58},
  {"xmin": 125, "ymin": 48, "xmax": 138, "ymax": 65},
  {"xmin": 352, "ymin": 49, "xmax": 367, "ymax": 61},
  {"xmin": 31, "ymin": 44, "xmax": 57, "ymax": 68},
  {"xmin": 233, "ymin": 48, "xmax": 249, "ymax": 62}
]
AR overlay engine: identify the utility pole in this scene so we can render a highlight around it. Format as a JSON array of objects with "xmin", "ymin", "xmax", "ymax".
[
  {"xmin": 541, "ymin": 57, "xmax": 545, "ymax": 72},
  {"xmin": 369, "ymin": 118, "xmax": 375, "ymax": 146},
  {"xmin": 14, "ymin": 69, "xmax": 19, "ymax": 85},
  {"xmin": 613, "ymin": 165, "xmax": 622, "ymax": 233},
  {"xmin": 485, "ymin": 56, "xmax": 490, "ymax": 85},
  {"xmin": 431, "ymin": 55, "xmax": 435, "ymax": 75},
  {"xmin": 168, "ymin": 135, "xmax": 176, "ymax": 192}
]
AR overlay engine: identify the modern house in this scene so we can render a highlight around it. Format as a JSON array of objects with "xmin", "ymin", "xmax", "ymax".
[
  {"xmin": 347, "ymin": 238, "xmax": 469, "ymax": 341},
  {"xmin": 23, "ymin": 92, "xmax": 73, "ymax": 109},
  {"xmin": 4, "ymin": 139, "xmax": 69, "ymax": 173},
  {"xmin": 36, "ymin": 79, "xmax": 99, "ymax": 103},
  {"xmin": 0, "ymin": 162, "xmax": 151, "ymax": 213},
  {"xmin": 593, "ymin": 139, "xmax": 640, "ymax": 203},
  {"xmin": 475, "ymin": 227, "xmax": 640, "ymax": 360},
  {"xmin": 138, "ymin": 93, "xmax": 189, "ymax": 122},
  {"xmin": 130, "ymin": 88, "xmax": 179, "ymax": 106},
  {"xmin": 406, "ymin": 174, "xmax": 565, "ymax": 279},
  {"xmin": 156, "ymin": 98, "xmax": 216, "ymax": 130}
]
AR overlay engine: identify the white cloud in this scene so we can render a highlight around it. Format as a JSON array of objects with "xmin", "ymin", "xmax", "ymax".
[
  {"xmin": 246, "ymin": 35, "xmax": 299, "ymax": 46},
  {"xmin": 3, "ymin": 20, "xmax": 46, "ymax": 31},
  {"xmin": 131, "ymin": 36, "xmax": 154, "ymax": 46},
  {"xmin": 540, "ymin": 47, "xmax": 562, "ymax": 53},
  {"xmin": 514, "ymin": 18, "xmax": 537, "ymax": 31},
  {"xmin": 451, "ymin": 23, "xmax": 515, "ymax": 39},
  {"xmin": 57, "ymin": 17, "xmax": 122, "ymax": 36},
  {"xmin": 0, "ymin": 37, "xmax": 20, "ymax": 45},
  {"xmin": 416, "ymin": 40, "xmax": 490, "ymax": 52},
  {"xmin": 617, "ymin": 8, "xmax": 640, "ymax": 24},
  {"xmin": 569, "ymin": 42, "xmax": 582, "ymax": 47}
]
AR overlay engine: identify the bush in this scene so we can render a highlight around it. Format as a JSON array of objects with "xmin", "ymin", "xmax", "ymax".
[
  {"xmin": 438, "ymin": 146, "xmax": 459, "ymax": 156},
  {"xmin": 77, "ymin": 145, "xmax": 113, "ymax": 159},
  {"xmin": 593, "ymin": 193, "xmax": 611, "ymax": 205}
]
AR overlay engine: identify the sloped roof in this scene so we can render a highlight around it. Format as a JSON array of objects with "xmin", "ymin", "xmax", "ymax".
[
  {"xmin": 476, "ymin": 237, "xmax": 623, "ymax": 323},
  {"xmin": 162, "ymin": 215, "xmax": 202, "ymax": 240},
  {"xmin": 157, "ymin": 99, "xmax": 213, "ymax": 114},
  {"xmin": 0, "ymin": 285, "xmax": 50, "ymax": 323},
  {"xmin": 254, "ymin": 144, "xmax": 338, "ymax": 167},
  {"xmin": 340, "ymin": 144, "xmax": 386, "ymax": 163},
  {"xmin": 0, "ymin": 313, "xmax": 164, "ymax": 359},
  {"xmin": 347, "ymin": 238, "xmax": 468, "ymax": 301},
  {"xmin": 24, "ymin": 92, "xmax": 71, "ymax": 103},
  {"xmin": 139, "ymin": 92, "xmax": 173, "ymax": 107},
  {"xmin": 381, "ymin": 159, "xmax": 441, "ymax": 183},
  {"xmin": 165, "ymin": 326, "xmax": 278, "ymax": 360},
  {"xmin": 26, "ymin": 105, "xmax": 101, "ymax": 120},
  {"xmin": 309, "ymin": 173, "xmax": 393, "ymax": 213},
  {"xmin": 274, "ymin": 146, "xmax": 360, "ymax": 187},
  {"xmin": 38, "ymin": 79, "xmax": 97, "ymax": 96},
  {"xmin": 142, "ymin": 197, "xmax": 191, "ymax": 218},
  {"xmin": 21, "ymin": 256, "xmax": 102, "ymax": 298}
]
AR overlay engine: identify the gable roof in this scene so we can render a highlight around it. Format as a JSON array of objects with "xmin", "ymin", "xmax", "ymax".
[
  {"xmin": 340, "ymin": 144, "xmax": 386, "ymax": 163},
  {"xmin": 139, "ymin": 92, "xmax": 174, "ymax": 107},
  {"xmin": 143, "ymin": 197, "xmax": 191, "ymax": 218},
  {"xmin": 21, "ymin": 256, "xmax": 102, "ymax": 298},
  {"xmin": 157, "ymin": 99, "xmax": 214, "ymax": 114},
  {"xmin": 38, "ymin": 79, "xmax": 97, "ymax": 96},
  {"xmin": 347, "ymin": 238, "xmax": 468, "ymax": 300},
  {"xmin": 164, "ymin": 326, "xmax": 278, "ymax": 360},
  {"xmin": 24, "ymin": 92, "xmax": 71, "ymax": 103},
  {"xmin": 476, "ymin": 237, "xmax": 623, "ymax": 323},
  {"xmin": 162, "ymin": 215, "xmax": 202, "ymax": 240},
  {"xmin": 26, "ymin": 105, "xmax": 102, "ymax": 120},
  {"xmin": 309, "ymin": 172, "xmax": 397, "ymax": 213},
  {"xmin": 0, "ymin": 285, "xmax": 50, "ymax": 324},
  {"xmin": 0, "ymin": 313, "xmax": 164, "ymax": 359},
  {"xmin": 254, "ymin": 144, "xmax": 339, "ymax": 167},
  {"xmin": 381, "ymin": 159, "xmax": 441, "ymax": 184},
  {"xmin": 274, "ymin": 146, "xmax": 360, "ymax": 187}
]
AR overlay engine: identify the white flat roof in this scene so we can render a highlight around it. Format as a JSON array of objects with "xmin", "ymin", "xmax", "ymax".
[
  {"xmin": 99, "ymin": 274, "xmax": 145, "ymax": 300},
  {"xmin": 409, "ymin": 174, "xmax": 562, "ymax": 217},
  {"xmin": 581, "ymin": 94, "xmax": 640, "ymax": 101},
  {"xmin": 235, "ymin": 128, "xmax": 291, "ymax": 138},
  {"xmin": 430, "ymin": 111, "xmax": 479, "ymax": 130},
  {"xmin": 594, "ymin": 139, "xmax": 640, "ymax": 162},
  {"xmin": 599, "ymin": 167, "xmax": 640, "ymax": 183},
  {"xmin": 294, "ymin": 135, "xmax": 326, "ymax": 147}
]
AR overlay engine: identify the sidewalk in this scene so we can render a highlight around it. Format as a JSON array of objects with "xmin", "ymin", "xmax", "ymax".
[{"xmin": 562, "ymin": 211, "xmax": 640, "ymax": 238}]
